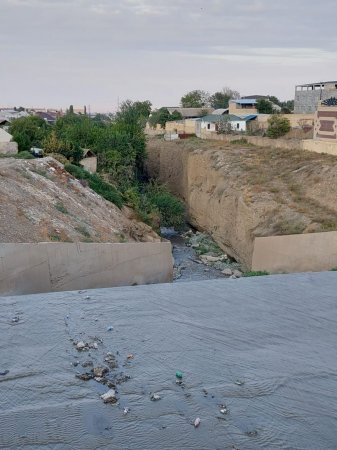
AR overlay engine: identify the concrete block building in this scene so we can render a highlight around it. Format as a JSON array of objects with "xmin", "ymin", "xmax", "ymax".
[{"xmin": 294, "ymin": 81, "xmax": 337, "ymax": 113}]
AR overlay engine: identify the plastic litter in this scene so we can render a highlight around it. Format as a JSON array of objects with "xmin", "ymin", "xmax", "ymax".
[
  {"xmin": 176, "ymin": 371, "xmax": 183, "ymax": 379},
  {"xmin": 101, "ymin": 389, "xmax": 117, "ymax": 403},
  {"xmin": 194, "ymin": 417, "xmax": 201, "ymax": 428},
  {"xmin": 150, "ymin": 393, "xmax": 161, "ymax": 401}
]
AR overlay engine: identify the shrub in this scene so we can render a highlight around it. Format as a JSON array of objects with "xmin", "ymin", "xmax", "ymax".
[
  {"xmin": 15, "ymin": 151, "xmax": 34, "ymax": 159},
  {"xmin": 266, "ymin": 115, "xmax": 291, "ymax": 139},
  {"xmin": 64, "ymin": 163, "xmax": 123, "ymax": 209}
]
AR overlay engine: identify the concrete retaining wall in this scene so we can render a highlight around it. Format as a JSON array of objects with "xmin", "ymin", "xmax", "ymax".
[
  {"xmin": 252, "ymin": 232, "xmax": 337, "ymax": 273},
  {"xmin": 0, "ymin": 242, "xmax": 173, "ymax": 295},
  {"xmin": 0, "ymin": 142, "xmax": 18, "ymax": 155}
]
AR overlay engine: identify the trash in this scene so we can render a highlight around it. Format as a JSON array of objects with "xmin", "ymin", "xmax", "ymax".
[
  {"xmin": 246, "ymin": 430, "xmax": 258, "ymax": 437},
  {"xmin": 127, "ymin": 354, "xmax": 134, "ymax": 360},
  {"xmin": 76, "ymin": 341, "xmax": 87, "ymax": 351},
  {"xmin": 219, "ymin": 404, "xmax": 228, "ymax": 414},
  {"xmin": 93, "ymin": 366, "xmax": 109, "ymax": 377},
  {"xmin": 194, "ymin": 417, "xmax": 201, "ymax": 428},
  {"xmin": 235, "ymin": 379, "xmax": 244, "ymax": 386},
  {"xmin": 0, "ymin": 370, "xmax": 9, "ymax": 376},
  {"xmin": 107, "ymin": 326, "xmax": 114, "ymax": 332},
  {"xmin": 150, "ymin": 393, "xmax": 161, "ymax": 401},
  {"xmin": 89, "ymin": 342, "xmax": 98, "ymax": 349},
  {"xmin": 12, "ymin": 316, "xmax": 20, "ymax": 323},
  {"xmin": 123, "ymin": 407, "xmax": 130, "ymax": 415},
  {"xmin": 101, "ymin": 389, "xmax": 117, "ymax": 404},
  {"xmin": 85, "ymin": 296, "xmax": 91, "ymax": 300},
  {"xmin": 176, "ymin": 371, "xmax": 183, "ymax": 379},
  {"xmin": 78, "ymin": 290, "xmax": 86, "ymax": 294}
]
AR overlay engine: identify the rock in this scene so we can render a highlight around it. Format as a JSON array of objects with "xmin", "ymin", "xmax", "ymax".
[
  {"xmin": 232, "ymin": 269, "xmax": 242, "ymax": 278},
  {"xmin": 194, "ymin": 417, "xmax": 201, "ymax": 428},
  {"xmin": 0, "ymin": 370, "xmax": 9, "ymax": 376},
  {"xmin": 101, "ymin": 389, "xmax": 117, "ymax": 403},
  {"xmin": 222, "ymin": 268, "xmax": 233, "ymax": 276},
  {"xmin": 150, "ymin": 393, "xmax": 161, "ymax": 401},
  {"xmin": 93, "ymin": 366, "xmax": 109, "ymax": 377},
  {"xmin": 200, "ymin": 255, "xmax": 223, "ymax": 263},
  {"xmin": 81, "ymin": 360, "xmax": 93, "ymax": 368},
  {"xmin": 76, "ymin": 372, "xmax": 93, "ymax": 381}
]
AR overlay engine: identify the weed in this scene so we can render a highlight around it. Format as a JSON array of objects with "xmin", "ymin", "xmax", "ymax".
[
  {"xmin": 75, "ymin": 225, "xmax": 91, "ymax": 238},
  {"xmin": 49, "ymin": 234, "xmax": 61, "ymax": 241},
  {"xmin": 243, "ymin": 270, "xmax": 270, "ymax": 277},
  {"xmin": 55, "ymin": 202, "xmax": 68, "ymax": 214}
]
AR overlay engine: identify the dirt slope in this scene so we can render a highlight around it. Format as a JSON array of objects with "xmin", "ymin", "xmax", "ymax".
[
  {"xmin": 0, "ymin": 157, "xmax": 159, "ymax": 243},
  {"xmin": 147, "ymin": 138, "xmax": 337, "ymax": 268}
]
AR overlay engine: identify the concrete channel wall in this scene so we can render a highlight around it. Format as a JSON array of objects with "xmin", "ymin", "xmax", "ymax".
[
  {"xmin": 252, "ymin": 232, "xmax": 337, "ymax": 273},
  {"xmin": 0, "ymin": 242, "xmax": 173, "ymax": 295}
]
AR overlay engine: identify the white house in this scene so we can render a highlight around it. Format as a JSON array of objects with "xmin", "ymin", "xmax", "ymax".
[{"xmin": 196, "ymin": 114, "xmax": 257, "ymax": 136}]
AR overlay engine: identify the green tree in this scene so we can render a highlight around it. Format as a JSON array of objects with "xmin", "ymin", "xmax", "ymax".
[
  {"xmin": 256, "ymin": 98, "xmax": 274, "ymax": 114},
  {"xmin": 148, "ymin": 107, "xmax": 171, "ymax": 129},
  {"xmin": 9, "ymin": 116, "xmax": 50, "ymax": 151},
  {"xmin": 180, "ymin": 90, "xmax": 210, "ymax": 108},
  {"xmin": 266, "ymin": 115, "xmax": 291, "ymax": 138},
  {"xmin": 210, "ymin": 87, "xmax": 240, "ymax": 109}
]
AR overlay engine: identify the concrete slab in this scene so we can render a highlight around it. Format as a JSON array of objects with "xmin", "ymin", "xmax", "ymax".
[{"xmin": 1, "ymin": 272, "xmax": 337, "ymax": 449}]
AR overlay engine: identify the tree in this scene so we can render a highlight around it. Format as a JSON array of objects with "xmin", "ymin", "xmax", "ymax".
[
  {"xmin": 180, "ymin": 90, "xmax": 210, "ymax": 108},
  {"xmin": 256, "ymin": 99, "xmax": 274, "ymax": 114},
  {"xmin": 9, "ymin": 116, "xmax": 50, "ymax": 151},
  {"xmin": 266, "ymin": 115, "xmax": 291, "ymax": 138},
  {"xmin": 170, "ymin": 110, "xmax": 183, "ymax": 121},
  {"xmin": 210, "ymin": 87, "xmax": 240, "ymax": 109},
  {"xmin": 148, "ymin": 108, "xmax": 171, "ymax": 129}
]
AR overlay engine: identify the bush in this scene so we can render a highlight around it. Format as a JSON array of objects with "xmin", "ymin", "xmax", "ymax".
[
  {"xmin": 64, "ymin": 163, "xmax": 123, "ymax": 209},
  {"xmin": 266, "ymin": 115, "xmax": 291, "ymax": 139},
  {"xmin": 15, "ymin": 151, "xmax": 34, "ymax": 159}
]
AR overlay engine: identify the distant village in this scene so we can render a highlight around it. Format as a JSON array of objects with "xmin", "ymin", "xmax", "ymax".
[{"xmin": 1, "ymin": 80, "xmax": 337, "ymax": 158}]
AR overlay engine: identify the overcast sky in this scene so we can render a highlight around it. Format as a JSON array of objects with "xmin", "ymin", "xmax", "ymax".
[{"xmin": 1, "ymin": 0, "xmax": 337, "ymax": 111}]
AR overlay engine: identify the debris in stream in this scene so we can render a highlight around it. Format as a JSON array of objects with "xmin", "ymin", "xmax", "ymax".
[
  {"xmin": 101, "ymin": 389, "xmax": 117, "ymax": 404},
  {"xmin": 176, "ymin": 370, "xmax": 183, "ymax": 379},
  {"xmin": 150, "ymin": 393, "xmax": 161, "ymax": 401},
  {"xmin": 194, "ymin": 417, "xmax": 201, "ymax": 428}
]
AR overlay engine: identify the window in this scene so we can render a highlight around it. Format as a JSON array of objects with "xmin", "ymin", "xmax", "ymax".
[
  {"xmin": 207, "ymin": 123, "xmax": 210, "ymax": 130},
  {"xmin": 237, "ymin": 123, "xmax": 240, "ymax": 129}
]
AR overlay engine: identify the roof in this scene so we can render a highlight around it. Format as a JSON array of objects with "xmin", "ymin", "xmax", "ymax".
[
  {"xmin": 82, "ymin": 149, "xmax": 96, "ymax": 158},
  {"xmin": 1, "ymin": 272, "xmax": 337, "ymax": 448},
  {"xmin": 211, "ymin": 108, "xmax": 229, "ymax": 115},
  {"xmin": 198, "ymin": 114, "xmax": 246, "ymax": 123},
  {"xmin": 237, "ymin": 114, "xmax": 258, "ymax": 121},
  {"xmin": 35, "ymin": 111, "xmax": 57, "ymax": 122},
  {"xmin": 232, "ymin": 99, "xmax": 257, "ymax": 105},
  {"xmin": 166, "ymin": 107, "xmax": 214, "ymax": 118},
  {"xmin": 296, "ymin": 81, "xmax": 337, "ymax": 87}
]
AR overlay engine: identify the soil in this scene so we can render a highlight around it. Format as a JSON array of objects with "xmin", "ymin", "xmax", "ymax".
[{"xmin": 0, "ymin": 156, "xmax": 160, "ymax": 243}]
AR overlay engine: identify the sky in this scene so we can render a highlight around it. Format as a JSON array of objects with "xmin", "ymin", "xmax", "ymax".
[{"xmin": 1, "ymin": 0, "xmax": 337, "ymax": 112}]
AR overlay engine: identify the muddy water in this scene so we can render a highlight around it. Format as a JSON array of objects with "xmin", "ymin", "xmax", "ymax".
[{"xmin": 161, "ymin": 228, "xmax": 227, "ymax": 282}]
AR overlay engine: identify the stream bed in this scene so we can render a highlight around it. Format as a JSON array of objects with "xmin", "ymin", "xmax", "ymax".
[{"xmin": 161, "ymin": 227, "xmax": 242, "ymax": 282}]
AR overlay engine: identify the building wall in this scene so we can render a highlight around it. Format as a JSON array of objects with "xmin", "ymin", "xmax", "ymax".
[
  {"xmin": 165, "ymin": 119, "xmax": 196, "ymax": 134},
  {"xmin": 313, "ymin": 106, "xmax": 337, "ymax": 141},
  {"xmin": 228, "ymin": 103, "xmax": 257, "ymax": 115},
  {"xmin": 252, "ymin": 232, "xmax": 337, "ymax": 273},
  {"xmin": 80, "ymin": 156, "xmax": 97, "ymax": 173},
  {"xmin": 0, "ymin": 128, "xmax": 12, "ymax": 143},
  {"xmin": 294, "ymin": 84, "xmax": 337, "ymax": 114},
  {"xmin": 0, "ymin": 142, "xmax": 18, "ymax": 155},
  {"xmin": 0, "ymin": 242, "xmax": 173, "ymax": 295}
]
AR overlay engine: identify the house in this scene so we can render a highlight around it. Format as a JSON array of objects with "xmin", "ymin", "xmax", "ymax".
[
  {"xmin": 80, "ymin": 149, "xmax": 97, "ymax": 173},
  {"xmin": 294, "ymin": 81, "xmax": 337, "ymax": 113},
  {"xmin": 196, "ymin": 114, "xmax": 257, "ymax": 136},
  {"xmin": 34, "ymin": 111, "xmax": 58, "ymax": 125},
  {"xmin": 229, "ymin": 99, "xmax": 258, "ymax": 115},
  {"xmin": 0, "ymin": 128, "xmax": 18, "ymax": 155}
]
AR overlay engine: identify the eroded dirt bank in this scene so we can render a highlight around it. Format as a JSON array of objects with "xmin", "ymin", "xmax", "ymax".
[
  {"xmin": 0, "ymin": 157, "xmax": 159, "ymax": 244},
  {"xmin": 147, "ymin": 137, "xmax": 337, "ymax": 269}
]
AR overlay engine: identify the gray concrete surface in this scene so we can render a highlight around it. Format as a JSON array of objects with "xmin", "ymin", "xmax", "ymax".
[
  {"xmin": 1, "ymin": 272, "xmax": 337, "ymax": 449},
  {"xmin": 0, "ymin": 242, "xmax": 173, "ymax": 295}
]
